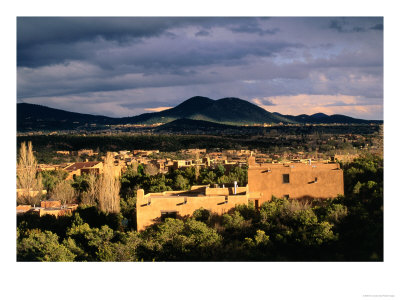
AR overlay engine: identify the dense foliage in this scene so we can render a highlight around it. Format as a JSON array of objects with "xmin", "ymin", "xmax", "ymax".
[{"xmin": 17, "ymin": 155, "xmax": 383, "ymax": 261}]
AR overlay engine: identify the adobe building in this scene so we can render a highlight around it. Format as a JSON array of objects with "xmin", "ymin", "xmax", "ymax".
[
  {"xmin": 247, "ymin": 156, "xmax": 344, "ymax": 206},
  {"xmin": 16, "ymin": 200, "xmax": 78, "ymax": 217},
  {"xmin": 136, "ymin": 184, "xmax": 248, "ymax": 231},
  {"xmin": 136, "ymin": 157, "xmax": 344, "ymax": 231},
  {"xmin": 63, "ymin": 161, "xmax": 103, "ymax": 179},
  {"xmin": 77, "ymin": 149, "xmax": 98, "ymax": 156},
  {"xmin": 38, "ymin": 204, "xmax": 78, "ymax": 217}
]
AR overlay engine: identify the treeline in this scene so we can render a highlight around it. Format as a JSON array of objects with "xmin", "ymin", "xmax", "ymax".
[
  {"xmin": 17, "ymin": 129, "xmax": 380, "ymax": 164},
  {"xmin": 17, "ymin": 154, "xmax": 383, "ymax": 261}
]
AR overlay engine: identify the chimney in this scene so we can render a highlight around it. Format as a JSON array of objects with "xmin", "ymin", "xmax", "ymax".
[{"xmin": 234, "ymin": 181, "xmax": 237, "ymax": 195}]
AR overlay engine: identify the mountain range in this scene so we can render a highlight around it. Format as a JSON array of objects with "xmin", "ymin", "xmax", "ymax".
[{"xmin": 17, "ymin": 96, "xmax": 382, "ymax": 131}]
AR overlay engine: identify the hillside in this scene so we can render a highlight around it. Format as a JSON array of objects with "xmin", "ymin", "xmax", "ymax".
[
  {"xmin": 17, "ymin": 103, "xmax": 117, "ymax": 131},
  {"xmin": 187, "ymin": 97, "xmax": 292, "ymax": 125},
  {"xmin": 17, "ymin": 96, "xmax": 382, "ymax": 132},
  {"xmin": 120, "ymin": 96, "xmax": 292, "ymax": 125},
  {"xmin": 273, "ymin": 112, "xmax": 381, "ymax": 124},
  {"xmin": 155, "ymin": 118, "xmax": 242, "ymax": 134}
]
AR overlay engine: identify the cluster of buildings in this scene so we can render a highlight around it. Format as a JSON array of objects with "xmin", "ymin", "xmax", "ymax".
[
  {"xmin": 17, "ymin": 200, "xmax": 78, "ymax": 217},
  {"xmin": 136, "ymin": 156, "xmax": 344, "ymax": 230},
  {"xmin": 18, "ymin": 148, "xmax": 352, "ymax": 228},
  {"xmin": 42, "ymin": 147, "xmax": 372, "ymax": 180}
]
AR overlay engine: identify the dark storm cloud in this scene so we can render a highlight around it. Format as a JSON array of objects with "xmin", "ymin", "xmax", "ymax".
[
  {"xmin": 329, "ymin": 19, "xmax": 365, "ymax": 33},
  {"xmin": 229, "ymin": 18, "xmax": 279, "ymax": 35},
  {"xmin": 370, "ymin": 23, "xmax": 383, "ymax": 31},
  {"xmin": 17, "ymin": 17, "xmax": 273, "ymax": 67},
  {"xmin": 17, "ymin": 17, "xmax": 203, "ymax": 46},
  {"xmin": 17, "ymin": 17, "xmax": 383, "ymax": 119},
  {"xmin": 328, "ymin": 17, "xmax": 383, "ymax": 33},
  {"xmin": 195, "ymin": 30, "xmax": 210, "ymax": 37}
]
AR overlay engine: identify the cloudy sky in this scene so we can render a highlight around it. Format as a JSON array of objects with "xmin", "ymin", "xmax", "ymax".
[{"xmin": 17, "ymin": 17, "xmax": 383, "ymax": 119}]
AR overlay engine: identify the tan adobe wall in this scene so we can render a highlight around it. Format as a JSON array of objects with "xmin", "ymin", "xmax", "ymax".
[
  {"xmin": 39, "ymin": 204, "xmax": 78, "ymax": 218},
  {"xmin": 41, "ymin": 200, "xmax": 61, "ymax": 208},
  {"xmin": 65, "ymin": 169, "xmax": 81, "ymax": 180},
  {"xmin": 205, "ymin": 186, "xmax": 248, "ymax": 196},
  {"xmin": 136, "ymin": 188, "xmax": 249, "ymax": 231},
  {"xmin": 16, "ymin": 205, "xmax": 32, "ymax": 214},
  {"xmin": 248, "ymin": 162, "xmax": 344, "ymax": 204}
]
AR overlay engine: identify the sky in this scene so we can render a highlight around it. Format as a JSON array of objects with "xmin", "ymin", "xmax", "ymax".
[{"xmin": 17, "ymin": 17, "xmax": 383, "ymax": 120}]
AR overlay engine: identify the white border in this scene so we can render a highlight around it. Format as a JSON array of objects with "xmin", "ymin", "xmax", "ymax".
[{"xmin": 2, "ymin": 1, "xmax": 398, "ymax": 299}]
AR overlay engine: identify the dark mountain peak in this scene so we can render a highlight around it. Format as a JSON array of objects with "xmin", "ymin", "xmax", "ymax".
[
  {"xmin": 186, "ymin": 96, "xmax": 214, "ymax": 102},
  {"xmin": 175, "ymin": 96, "xmax": 214, "ymax": 107},
  {"xmin": 161, "ymin": 96, "xmax": 214, "ymax": 117},
  {"xmin": 217, "ymin": 97, "xmax": 243, "ymax": 101}
]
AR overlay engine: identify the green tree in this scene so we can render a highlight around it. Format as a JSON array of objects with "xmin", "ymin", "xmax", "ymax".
[
  {"xmin": 41, "ymin": 169, "xmax": 68, "ymax": 192},
  {"xmin": 174, "ymin": 174, "xmax": 189, "ymax": 190},
  {"xmin": 17, "ymin": 229, "xmax": 75, "ymax": 261},
  {"xmin": 215, "ymin": 164, "xmax": 226, "ymax": 177}
]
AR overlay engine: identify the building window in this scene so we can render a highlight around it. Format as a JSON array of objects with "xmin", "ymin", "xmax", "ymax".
[
  {"xmin": 283, "ymin": 174, "xmax": 290, "ymax": 184},
  {"xmin": 161, "ymin": 211, "xmax": 177, "ymax": 221},
  {"xmin": 284, "ymin": 194, "xmax": 290, "ymax": 199}
]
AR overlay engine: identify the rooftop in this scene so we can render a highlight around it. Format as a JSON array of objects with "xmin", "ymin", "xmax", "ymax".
[{"xmin": 64, "ymin": 161, "xmax": 100, "ymax": 171}]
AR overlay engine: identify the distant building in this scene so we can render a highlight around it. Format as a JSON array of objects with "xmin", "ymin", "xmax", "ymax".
[
  {"xmin": 180, "ymin": 149, "xmax": 206, "ymax": 155},
  {"xmin": 77, "ymin": 149, "xmax": 98, "ymax": 156},
  {"xmin": 56, "ymin": 151, "xmax": 70, "ymax": 155},
  {"xmin": 16, "ymin": 200, "xmax": 78, "ymax": 217},
  {"xmin": 132, "ymin": 150, "xmax": 159, "ymax": 156},
  {"xmin": 37, "ymin": 164, "xmax": 58, "ymax": 172},
  {"xmin": 16, "ymin": 205, "xmax": 33, "ymax": 215},
  {"xmin": 172, "ymin": 160, "xmax": 194, "ymax": 169},
  {"xmin": 63, "ymin": 161, "xmax": 103, "ymax": 179}
]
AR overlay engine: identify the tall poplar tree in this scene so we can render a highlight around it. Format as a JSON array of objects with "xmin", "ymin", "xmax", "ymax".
[
  {"xmin": 97, "ymin": 152, "xmax": 120, "ymax": 213},
  {"xmin": 17, "ymin": 141, "xmax": 43, "ymax": 205}
]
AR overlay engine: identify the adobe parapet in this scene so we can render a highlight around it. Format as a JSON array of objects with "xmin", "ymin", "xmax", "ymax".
[
  {"xmin": 249, "ymin": 161, "xmax": 341, "ymax": 170},
  {"xmin": 136, "ymin": 185, "xmax": 249, "ymax": 231}
]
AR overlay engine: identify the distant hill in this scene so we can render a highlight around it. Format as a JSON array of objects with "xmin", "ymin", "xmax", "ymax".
[
  {"xmin": 119, "ymin": 96, "xmax": 293, "ymax": 125},
  {"xmin": 273, "ymin": 112, "xmax": 382, "ymax": 124},
  {"xmin": 17, "ymin": 102, "xmax": 117, "ymax": 131},
  {"xmin": 17, "ymin": 97, "xmax": 382, "ymax": 132}
]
